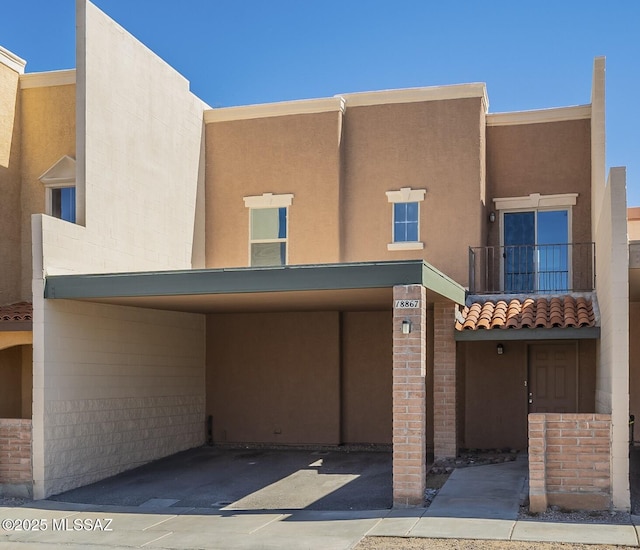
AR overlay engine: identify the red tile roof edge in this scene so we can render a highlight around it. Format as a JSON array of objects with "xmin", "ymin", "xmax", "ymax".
[
  {"xmin": 455, "ymin": 294, "xmax": 598, "ymax": 331},
  {"xmin": 0, "ymin": 302, "xmax": 33, "ymax": 323}
]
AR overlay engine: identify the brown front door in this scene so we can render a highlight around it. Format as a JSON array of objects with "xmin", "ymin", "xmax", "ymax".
[{"xmin": 528, "ymin": 344, "xmax": 577, "ymax": 413}]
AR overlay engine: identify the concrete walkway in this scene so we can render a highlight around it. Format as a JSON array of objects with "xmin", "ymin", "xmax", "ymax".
[
  {"xmin": 425, "ymin": 454, "xmax": 529, "ymax": 519},
  {"xmin": 1, "ymin": 500, "xmax": 640, "ymax": 549},
  {"xmin": 1, "ymin": 457, "xmax": 638, "ymax": 549}
]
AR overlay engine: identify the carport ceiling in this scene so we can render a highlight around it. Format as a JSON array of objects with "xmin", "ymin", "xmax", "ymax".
[
  {"xmin": 70, "ymin": 288, "xmax": 394, "ymax": 313},
  {"xmin": 44, "ymin": 260, "xmax": 465, "ymax": 314}
]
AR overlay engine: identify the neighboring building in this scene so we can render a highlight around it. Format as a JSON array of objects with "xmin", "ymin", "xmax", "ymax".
[{"xmin": 0, "ymin": 0, "xmax": 632, "ymax": 512}]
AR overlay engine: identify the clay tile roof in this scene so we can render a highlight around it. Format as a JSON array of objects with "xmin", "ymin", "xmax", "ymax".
[
  {"xmin": 456, "ymin": 295, "xmax": 597, "ymax": 332},
  {"xmin": 0, "ymin": 302, "xmax": 32, "ymax": 323}
]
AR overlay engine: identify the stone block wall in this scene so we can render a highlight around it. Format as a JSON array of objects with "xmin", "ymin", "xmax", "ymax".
[
  {"xmin": 529, "ymin": 413, "xmax": 611, "ymax": 511},
  {"xmin": 0, "ymin": 419, "xmax": 32, "ymax": 497}
]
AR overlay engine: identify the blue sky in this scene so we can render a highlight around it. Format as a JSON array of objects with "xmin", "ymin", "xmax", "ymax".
[{"xmin": 2, "ymin": 0, "xmax": 639, "ymax": 206}]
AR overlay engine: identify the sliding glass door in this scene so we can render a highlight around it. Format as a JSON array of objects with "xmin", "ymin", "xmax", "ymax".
[{"xmin": 503, "ymin": 210, "xmax": 569, "ymax": 293}]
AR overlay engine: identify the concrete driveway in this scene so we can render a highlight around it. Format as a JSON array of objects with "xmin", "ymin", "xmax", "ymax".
[{"xmin": 48, "ymin": 446, "xmax": 393, "ymax": 511}]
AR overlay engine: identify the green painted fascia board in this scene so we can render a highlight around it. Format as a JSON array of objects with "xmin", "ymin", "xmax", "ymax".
[
  {"xmin": 421, "ymin": 263, "xmax": 466, "ymax": 305},
  {"xmin": 454, "ymin": 326, "xmax": 600, "ymax": 341},
  {"xmin": 44, "ymin": 261, "xmax": 428, "ymax": 299}
]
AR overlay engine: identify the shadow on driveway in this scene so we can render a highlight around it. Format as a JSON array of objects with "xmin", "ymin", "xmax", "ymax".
[{"xmin": 47, "ymin": 446, "xmax": 392, "ymax": 512}]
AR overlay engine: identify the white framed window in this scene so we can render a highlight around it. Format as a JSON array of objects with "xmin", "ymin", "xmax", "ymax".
[
  {"xmin": 385, "ymin": 187, "xmax": 426, "ymax": 251},
  {"xmin": 494, "ymin": 193, "xmax": 577, "ymax": 292},
  {"xmin": 243, "ymin": 193, "xmax": 294, "ymax": 266},
  {"xmin": 38, "ymin": 155, "xmax": 77, "ymax": 223},
  {"xmin": 49, "ymin": 186, "xmax": 76, "ymax": 223}
]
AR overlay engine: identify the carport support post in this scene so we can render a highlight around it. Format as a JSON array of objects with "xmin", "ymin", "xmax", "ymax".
[
  {"xmin": 433, "ymin": 301, "xmax": 458, "ymax": 459},
  {"xmin": 392, "ymin": 284, "xmax": 426, "ymax": 507}
]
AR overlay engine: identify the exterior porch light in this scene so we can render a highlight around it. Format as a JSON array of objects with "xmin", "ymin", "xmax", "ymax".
[
  {"xmin": 489, "ymin": 211, "xmax": 496, "ymax": 223},
  {"xmin": 402, "ymin": 320, "xmax": 412, "ymax": 334},
  {"xmin": 497, "ymin": 343, "xmax": 504, "ymax": 355}
]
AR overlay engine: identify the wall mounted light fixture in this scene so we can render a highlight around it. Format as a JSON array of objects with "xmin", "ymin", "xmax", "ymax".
[
  {"xmin": 402, "ymin": 320, "xmax": 412, "ymax": 334},
  {"xmin": 489, "ymin": 211, "xmax": 496, "ymax": 223},
  {"xmin": 497, "ymin": 343, "xmax": 504, "ymax": 355}
]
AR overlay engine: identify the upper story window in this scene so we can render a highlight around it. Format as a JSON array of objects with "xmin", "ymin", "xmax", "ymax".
[
  {"xmin": 494, "ymin": 193, "xmax": 577, "ymax": 293},
  {"xmin": 38, "ymin": 155, "xmax": 77, "ymax": 223},
  {"xmin": 385, "ymin": 187, "xmax": 426, "ymax": 251},
  {"xmin": 243, "ymin": 192, "xmax": 294, "ymax": 267},
  {"xmin": 50, "ymin": 187, "xmax": 76, "ymax": 223}
]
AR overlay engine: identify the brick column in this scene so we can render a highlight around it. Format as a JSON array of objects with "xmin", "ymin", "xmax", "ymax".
[
  {"xmin": 392, "ymin": 284, "xmax": 426, "ymax": 507},
  {"xmin": 433, "ymin": 302, "xmax": 457, "ymax": 459},
  {"xmin": 528, "ymin": 413, "xmax": 548, "ymax": 513}
]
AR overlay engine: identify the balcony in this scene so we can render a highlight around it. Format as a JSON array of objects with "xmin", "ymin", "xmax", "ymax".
[{"xmin": 468, "ymin": 243, "xmax": 595, "ymax": 295}]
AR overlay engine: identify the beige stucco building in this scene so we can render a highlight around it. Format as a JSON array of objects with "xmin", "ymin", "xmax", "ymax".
[{"xmin": 0, "ymin": 0, "xmax": 635, "ymax": 512}]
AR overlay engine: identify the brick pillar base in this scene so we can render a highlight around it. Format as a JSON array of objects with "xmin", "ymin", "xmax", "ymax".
[
  {"xmin": 433, "ymin": 302, "xmax": 457, "ymax": 459},
  {"xmin": 528, "ymin": 414, "xmax": 548, "ymax": 513},
  {"xmin": 392, "ymin": 285, "xmax": 426, "ymax": 507}
]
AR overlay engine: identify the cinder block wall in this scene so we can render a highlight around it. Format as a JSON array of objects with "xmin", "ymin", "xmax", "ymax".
[
  {"xmin": 0, "ymin": 419, "xmax": 32, "ymax": 497},
  {"xmin": 32, "ymin": 300, "xmax": 205, "ymax": 499},
  {"xmin": 529, "ymin": 413, "xmax": 611, "ymax": 511}
]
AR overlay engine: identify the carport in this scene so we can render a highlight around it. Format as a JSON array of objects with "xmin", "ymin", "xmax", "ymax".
[{"xmin": 43, "ymin": 260, "xmax": 465, "ymax": 507}]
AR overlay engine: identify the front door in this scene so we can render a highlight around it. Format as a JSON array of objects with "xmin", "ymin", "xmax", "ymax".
[{"xmin": 528, "ymin": 343, "xmax": 577, "ymax": 413}]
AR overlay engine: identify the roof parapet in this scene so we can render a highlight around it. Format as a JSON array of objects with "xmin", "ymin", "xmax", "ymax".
[
  {"xmin": 20, "ymin": 69, "xmax": 76, "ymax": 89},
  {"xmin": 205, "ymin": 96, "xmax": 345, "ymax": 123},
  {"xmin": 0, "ymin": 45, "xmax": 26, "ymax": 74},
  {"xmin": 487, "ymin": 105, "xmax": 591, "ymax": 126},
  {"xmin": 338, "ymin": 83, "xmax": 489, "ymax": 112}
]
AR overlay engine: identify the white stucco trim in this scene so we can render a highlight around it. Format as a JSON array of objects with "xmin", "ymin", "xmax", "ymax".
[
  {"xmin": 493, "ymin": 193, "xmax": 578, "ymax": 210},
  {"xmin": 0, "ymin": 45, "xmax": 26, "ymax": 74},
  {"xmin": 20, "ymin": 69, "xmax": 76, "ymax": 89},
  {"xmin": 386, "ymin": 188, "xmax": 426, "ymax": 203},
  {"xmin": 205, "ymin": 97, "xmax": 345, "ymax": 123},
  {"xmin": 243, "ymin": 193, "xmax": 294, "ymax": 209},
  {"xmin": 339, "ymin": 83, "xmax": 489, "ymax": 112},
  {"xmin": 387, "ymin": 242, "xmax": 424, "ymax": 251},
  {"xmin": 487, "ymin": 105, "xmax": 591, "ymax": 127},
  {"xmin": 38, "ymin": 155, "xmax": 76, "ymax": 186}
]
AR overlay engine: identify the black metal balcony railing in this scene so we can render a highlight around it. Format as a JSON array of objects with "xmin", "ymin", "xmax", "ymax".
[{"xmin": 468, "ymin": 243, "xmax": 595, "ymax": 295}]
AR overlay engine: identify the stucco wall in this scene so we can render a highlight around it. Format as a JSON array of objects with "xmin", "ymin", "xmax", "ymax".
[
  {"xmin": 341, "ymin": 311, "xmax": 392, "ymax": 444},
  {"xmin": 41, "ymin": 0, "xmax": 206, "ymax": 277},
  {"xmin": 206, "ymin": 312, "xmax": 341, "ymax": 445},
  {"xmin": 31, "ymin": 298, "xmax": 205, "ymax": 499},
  {"xmin": 0, "ymin": 62, "xmax": 22, "ymax": 304},
  {"xmin": 205, "ymin": 110, "xmax": 342, "ymax": 267},
  {"xmin": 486, "ymin": 119, "xmax": 592, "ymax": 249},
  {"xmin": 0, "ymin": 344, "xmax": 32, "ymax": 419},
  {"xmin": 463, "ymin": 340, "xmax": 596, "ymax": 450},
  {"xmin": 629, "ymin": 208, "xmax": 640, "ymax": 241},
  {"xmin": 204, "ymin": 95, "xmax": 485, "ymax": 280},
  {"xmin": 0, "ymin": 346, "xmax": 22, "ymax": 418},
  {"xmin": 342, "ymin": 97, "xmax": 485, "ymax": 284},
  {"xmin": 20, "ymin": 83, "xmax": 75, "ymax": 298},
  {"xmin": 594, "ymin": 167, "xmax": 630, "ymax": 510}
]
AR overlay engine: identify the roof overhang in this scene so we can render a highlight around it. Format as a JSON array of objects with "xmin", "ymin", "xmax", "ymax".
[
  {"xmin": 455, "ymin": 326, "xmax": 601, "ymax": 341},
  {"xmin": 44, "ymin": 261, "xmax": 466, "ymax": 314}
]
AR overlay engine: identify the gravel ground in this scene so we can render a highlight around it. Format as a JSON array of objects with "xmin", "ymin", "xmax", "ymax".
[
  {"xmin": 354, "ymin": 538, "xmax": 635, "ymax": 550},
  {"xmin": 518, "ymin": 506, "xmax": 632, "ymax": 525}
]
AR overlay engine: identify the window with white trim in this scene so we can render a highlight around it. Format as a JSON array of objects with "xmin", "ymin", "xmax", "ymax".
[
  {"xmin": 385, "ymin": 187, "xmax": 426, "ymax": 251},
  {"xmin": 494, "ymin": 193, "xmax": 577, "ymax": 293},
  {"xmin": 243, "ymin": 193, "xmax": 294, "ymax": 266}
]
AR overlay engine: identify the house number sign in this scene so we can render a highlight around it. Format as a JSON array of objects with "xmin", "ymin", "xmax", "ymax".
[{"xmin": 394, "ymin": 300, "xmax": 420, "ymax": 309}]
